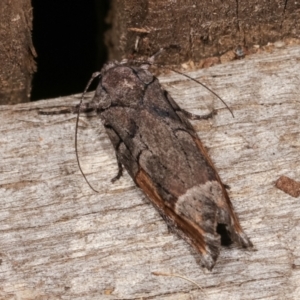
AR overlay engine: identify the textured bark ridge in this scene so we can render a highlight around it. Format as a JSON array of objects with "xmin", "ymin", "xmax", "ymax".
[
  {"xmin": 0, "ymin": 0, "xmax": 36, "ymax": 104},
  {"xmin": 106, "ymin": 0, "xmax": 300, "ymax": 64}
]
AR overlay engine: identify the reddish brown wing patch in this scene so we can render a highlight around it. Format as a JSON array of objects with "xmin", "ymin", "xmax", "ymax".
[{"xmin": 135, "ymin": 168, "xmax": 209, "ymax": 256}]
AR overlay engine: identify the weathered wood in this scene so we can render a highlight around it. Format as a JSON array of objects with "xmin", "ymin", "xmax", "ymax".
[
  {"xmin": 106, "ymin": 0, "xmax": 300, "ymax": 64},
  {"xmin": 0, "ymin": 0, "xmax": 36, "ymax": 105},
  {"xmin": 0, "ymin": 45, "xmax": 300, "ymax": 299}
]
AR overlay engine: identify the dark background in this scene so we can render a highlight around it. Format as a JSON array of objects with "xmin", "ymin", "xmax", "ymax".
[{"xmin": 31, "ymin": 0, "xmax": 110, "ymax": 100}]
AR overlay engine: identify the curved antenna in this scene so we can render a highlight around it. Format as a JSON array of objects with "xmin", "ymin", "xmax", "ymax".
[
  {"xmin": 170, "ymin": 68, "xmax": 234, "ymax": 118},
  {"xmin": 75, "ymin": 72, "xmax": 101, "ymax": 193},
  {"xmin": 145, "ymin": 48, "xmax": 234, "ymax": 117}
]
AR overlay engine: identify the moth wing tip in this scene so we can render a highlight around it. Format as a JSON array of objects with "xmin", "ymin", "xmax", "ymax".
[
  {"xmin": 239, "ymin": 232, "xmax": 253, "ymax": 248},
  {"xmin": 200, "ymin": 253, "xmax": 217, "ymax": 271}
]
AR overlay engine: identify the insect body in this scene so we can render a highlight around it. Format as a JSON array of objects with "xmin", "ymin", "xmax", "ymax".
[{"xmin": 77, "ymin": 62, "xmax": 252, "ymax": 270}]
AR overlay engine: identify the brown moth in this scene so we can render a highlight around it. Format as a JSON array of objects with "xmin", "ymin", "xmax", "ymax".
[{"xmin": 73, "ymin": 61, "xmax": 253, "ymax": 270}]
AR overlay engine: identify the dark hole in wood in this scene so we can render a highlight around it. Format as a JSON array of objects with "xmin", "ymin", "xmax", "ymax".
[
  {"xmin": 31, "ymin": 0, "xmax": 110, "ymax": 101},
  {"xmin": 217, "ymin": 224, "xmax": 233, "ymax": 246}
]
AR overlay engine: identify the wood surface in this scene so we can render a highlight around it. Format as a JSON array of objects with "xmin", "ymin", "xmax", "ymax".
[
  {"xmin": 106, "ymin": 0, "xmax": 300, "ymax": 64},
  {"xmin": 0, "ymin": 0, "xmax": 36, "ymax": 105},
  {"xmin": 0, "ymin": 44, "xmax": 300, "ymax": 299}
]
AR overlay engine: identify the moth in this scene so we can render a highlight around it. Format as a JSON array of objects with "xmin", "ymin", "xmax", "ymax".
[{"xmin": 70, "ymin": 61, "xmax": 253, "ymax": 270}]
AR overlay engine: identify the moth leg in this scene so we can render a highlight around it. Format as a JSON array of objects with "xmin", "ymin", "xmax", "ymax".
[
  {"xmin": 223, "ymin": 183, "xmax": 230, "ymax": 190},
  {"xmin": 164, "ymin": 90, "xmax": 217, "ymax": 120},
  {"xmin": 38, "ymin": 102, "xmax": 97, "ymax": 115},
  {"xmin": 73, "ymin": 102, "xmax": 97, "ymax": 114},
  {"xmin": 38, "ymin": 107, "xmax": 74, "ymax": 115},
  {"xmin": 181, "ymin": 109, "xmax": 217, "ymax": 120},
  {"xmin": 111, "ymin": 161, "xmax": 123, "ymax": 183}
]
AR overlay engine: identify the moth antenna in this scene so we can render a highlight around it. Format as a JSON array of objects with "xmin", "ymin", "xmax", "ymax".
[
  {"xmin": 168, "ymin": 68, "xmax": 234, "ymax": 118},
  {"xmin": 152, "ymin": 271, "xmax": 206, "ymax": 295},
  {"xmin": 75, "ymin": 72, "xmax": 101, "ymax": 193},
  {"xmin": 144, "ymin": 48, "xmax": 234, "ymax": 117}
]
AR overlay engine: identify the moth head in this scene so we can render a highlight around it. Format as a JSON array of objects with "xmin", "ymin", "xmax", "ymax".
[{"xmin": 100, "ymin": 64, "xmax": 154, "ymax": 108}]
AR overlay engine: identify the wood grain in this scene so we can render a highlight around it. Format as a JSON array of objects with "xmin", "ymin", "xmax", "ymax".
[
  {"xmin": 0, "ymin": 44, "xmax": 300, "ymax": 299},
  {"xmin": 107, "ymin": 0, "xmax": 300, "ymax": 64},
  {"xmin": 0, "ymin": 0, "xmax": 36, "ymax": 104}
]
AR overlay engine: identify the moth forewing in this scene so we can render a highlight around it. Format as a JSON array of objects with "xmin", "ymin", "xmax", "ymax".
[{"xmin": 76, "ymin": 62, "xmax": 252, "ymax": 270}]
